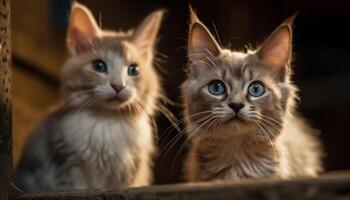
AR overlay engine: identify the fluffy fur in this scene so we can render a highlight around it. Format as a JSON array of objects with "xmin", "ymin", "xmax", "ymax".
[
  {"xmin": 15, "ymin": 3, "xmax": 163, "ymax": 192},
  {"xmin": 182, "ymin": 8, "xmax": 322, "ymax": 182}
]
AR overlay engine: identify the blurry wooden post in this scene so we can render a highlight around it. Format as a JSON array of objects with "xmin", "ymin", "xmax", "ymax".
[{"xmin": 0, "ymin": 0, "xmax": 12, "ymax": 200}]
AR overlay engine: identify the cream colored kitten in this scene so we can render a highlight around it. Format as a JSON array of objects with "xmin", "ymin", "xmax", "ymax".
[
  {"xmin": 15, "ymin": 3, "xmax": 163, "ymax": 192},
  {"xmin": 182, "ymin": 8, "xmax": 322, "ymax": 182}
]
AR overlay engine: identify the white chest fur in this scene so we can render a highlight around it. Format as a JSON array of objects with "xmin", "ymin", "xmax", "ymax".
[{"xmin": 60, "ymin": 110, "xmax": 154, "ymax": 188}]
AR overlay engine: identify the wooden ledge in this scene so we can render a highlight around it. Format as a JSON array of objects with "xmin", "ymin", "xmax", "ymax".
[{"xmin": 14, "ymin": 171, "xmax": 350, "ymax": 200}]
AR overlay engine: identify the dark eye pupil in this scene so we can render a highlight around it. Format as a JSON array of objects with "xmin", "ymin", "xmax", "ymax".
[
  {"xmin": 215, "ymin": 83, "xmax": 221, "ymax": 91},
  {"xmin": 131, "ymin": 67, "xmax": 136, "ymax": 74},
  {"xmin": 254, "ymin": 85, "xmax": 259, "ymax": 92},
  {"xmin": 128, "ymin": 64, "xmax": 139, "ymax": 76},
  {"xmin": 92, "ymin": 59, "xmax": 107, "ymax": 73},
  {"xmin": 96, "ymin": 63, "xmax": 103, "ymax": 70}
]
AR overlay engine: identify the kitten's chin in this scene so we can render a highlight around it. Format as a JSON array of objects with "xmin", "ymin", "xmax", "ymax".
[
  {"xmin": 226, "ymin": 123, "xmax": 254, "ymax": 135},
  {"xmin": 219, "ymin": 114, "xmax": 246, "ymax": 128},
  {"xmin": 104, "ymin": 96, "xmax": 131, "ymax": 110}
]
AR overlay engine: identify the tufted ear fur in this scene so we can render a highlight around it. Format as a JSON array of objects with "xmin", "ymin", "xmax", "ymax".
[
  {"xmin": 256, "ymin": 15, "xmax": 296, "ymax": 80},
  {"xmin": 187, "ymin": 6, "xmax": 222, "ymax": 75},
  {"xmin": 131, "ymin": 10, "xmax": 164, "ymax": 59},
  {"xmin": 67, "ymin": 2, "xmax": 101, "ymax": 55}
]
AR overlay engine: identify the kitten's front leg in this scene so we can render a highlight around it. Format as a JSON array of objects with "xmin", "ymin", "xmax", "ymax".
[{"xmin": 130, "ymin": 152, "xmax": 153, "ymax": 187}]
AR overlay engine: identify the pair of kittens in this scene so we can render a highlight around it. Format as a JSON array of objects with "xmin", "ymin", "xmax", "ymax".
[{"xmin": 15, "ymin": 3, "xmax": 322, "ymax": 192}]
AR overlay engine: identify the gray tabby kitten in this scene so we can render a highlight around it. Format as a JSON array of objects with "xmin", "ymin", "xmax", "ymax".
[
  {"xmin": 182, "ymin": 8, "xmax": 322, "ymax": 182},
  {"xmin": 15, "ymin": 3, "xmax": 163, "ymax": 192}
]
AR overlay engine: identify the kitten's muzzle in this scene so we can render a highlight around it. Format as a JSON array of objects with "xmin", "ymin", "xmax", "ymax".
[{"xmin": 228, "ymin": 102, "xmax": 245, "ymax": 113}]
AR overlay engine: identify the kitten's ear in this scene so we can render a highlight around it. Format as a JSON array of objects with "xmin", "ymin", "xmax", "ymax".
[
  {"xmin": 188, "ymin": 6, "xmax": 221, "ymax": 63},
  {"xmin": 67, "ymin": 2, "xmax": 101, "ymax": 55},
  {"xmin": 131, "ymin": 10, "xmax": 164, "ymax": 59},
  {"xmin": 256, "ymin": 15, "xmax": 296, "ymax": 79}
]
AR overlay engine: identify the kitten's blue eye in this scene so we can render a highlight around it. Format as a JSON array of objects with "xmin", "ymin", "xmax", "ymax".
[
  {"xmin": 128, "ymin": 64, "xmax": 139, "ymax": 76},
  {"xmin": 92, "ymin": 59, "xmax": 108, "ymax": 73},
  {"xmin": 208, "ymin": 80, "xmax": 226, "ymax": 96},
  {"xmin": 248, "ymin": 81, "xmax": 265, "ymax": 97}
]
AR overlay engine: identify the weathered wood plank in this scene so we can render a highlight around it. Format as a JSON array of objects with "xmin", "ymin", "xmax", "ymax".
[
  {"xmin": 14, "ymin": 172, "xmax": 350, "ymax": 200},
  {"xmin": 0, "ymin": 0, "xmax": 13, "ymax": 199}
]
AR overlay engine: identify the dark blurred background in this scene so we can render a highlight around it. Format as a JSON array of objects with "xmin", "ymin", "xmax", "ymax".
[{"xmin": 12, "ymin": 0, "xmax": 350, "ymax": 184}]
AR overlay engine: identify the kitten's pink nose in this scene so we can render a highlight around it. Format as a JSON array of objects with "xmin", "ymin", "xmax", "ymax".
[{"xmin": 111, "ymin": 83, "xmax": 125, "ymax": 93}]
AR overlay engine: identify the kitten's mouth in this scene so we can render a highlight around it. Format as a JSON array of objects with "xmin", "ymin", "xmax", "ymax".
[
  {"xmin": 225, "ymin": 115, "xmax": 246, "ymax": 124},
  {"xmin": 104, "ymin": 97, "xmax": 128, "ymax": 110},
  {"xmin": 107, "ymin": 95, "xmax": 120, "ymax": 102},
  {"xmin": 106, "ymin": 95, "xmax": 128, "ymax": 106},
  {"xmin": 107, "ymin": 96, "xmax": 121, "ymax": 102}
]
